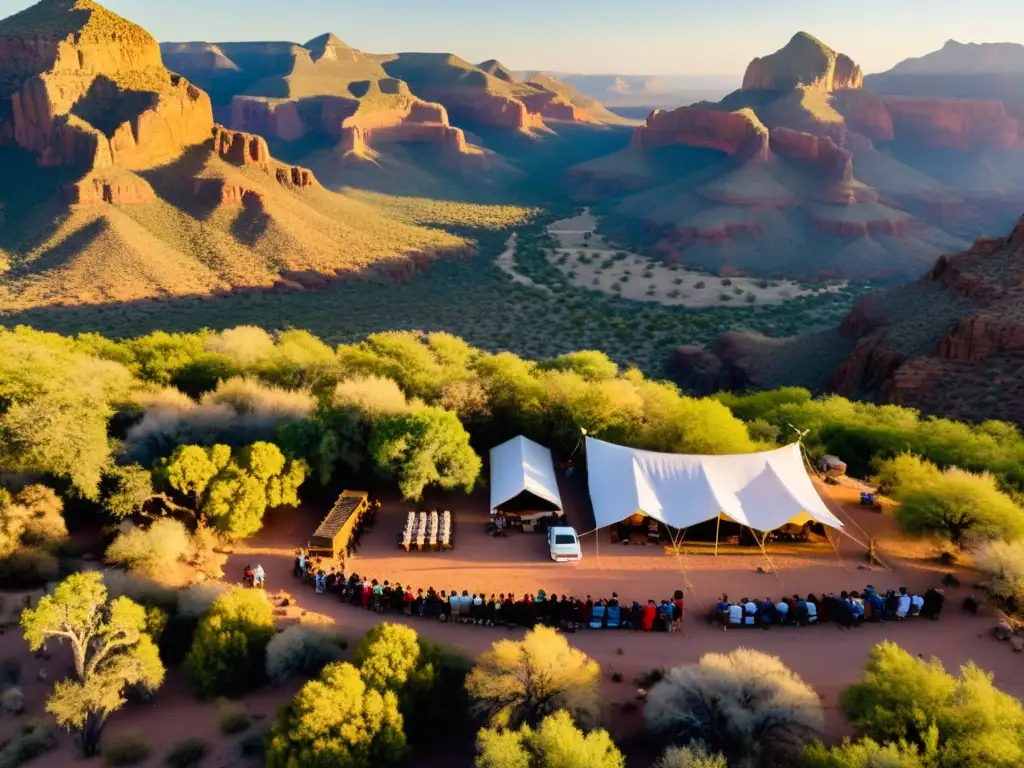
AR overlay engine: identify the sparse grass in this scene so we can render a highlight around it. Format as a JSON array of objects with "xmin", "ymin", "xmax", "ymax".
[
  {"xmin": 164, "ymin": 738, "xmax": 209, "ymax": 768},
  {"xmin": 104, "ymin": 731, "xmax": 151, "ymax": 767},
  {"xmin": 217, "ymin": 699, "xmax": 251, "ymax": 735}
]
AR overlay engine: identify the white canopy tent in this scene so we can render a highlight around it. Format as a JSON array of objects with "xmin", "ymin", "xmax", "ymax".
[
  {"xmin": 490, "ymin": 436, "xmax": 563, "ymax": 516},
  {"xmin": 585, "ymin": 437, "xmax": 842, "ymax": 533}
]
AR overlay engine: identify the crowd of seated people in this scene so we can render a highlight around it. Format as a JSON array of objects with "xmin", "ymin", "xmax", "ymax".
[
  {"xmin": 290, "ymin": 562, "xmax": 685, "ymax": 633},
  {"xmin": 709, "ymin": 585, "xmax": 944, "ymax": 630}
]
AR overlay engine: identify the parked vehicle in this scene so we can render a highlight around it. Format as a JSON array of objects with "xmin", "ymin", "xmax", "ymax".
[{"xmin": 548, "ymin": 526, "xmax": 582, "ymax": 562}]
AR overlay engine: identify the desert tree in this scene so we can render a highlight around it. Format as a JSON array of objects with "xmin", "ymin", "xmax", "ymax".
[
  {"xmin": 973, "ymin": 539, "xmax": 1024, "ymax": 613},
  {"xmin": 20, "ymin": 572, "xmax": 165, "ymax": 757},
  {"xmin": 353, "ymin": 622, "xmax": 472, "ymax": 744},
  {"xmin": 888, "ymin": 465, "xmax": 1024, "ymax": 546},
  {"xmin": 841, "ymin": 641, "xmax": 1024, "ymax": 768},
  {"xmin": 466, "ymin": 626, "xmax": 601, "ymax": 730},
  {"xmin": 475, "ymin": 710, "xmax": 624, "ymax": 768},
  {"xmin": 267, "ymin": 662, "xmax": 408, "ymax": 768},
  {"xmin": 644, "ymin": 647, "xmax": 824, "ymax": 768},
  {"xmin": 370, "ymin": 406, "xmax": 481, "ymax": 501}
]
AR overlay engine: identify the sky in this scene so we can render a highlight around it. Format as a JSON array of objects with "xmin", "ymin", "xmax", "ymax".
[{"xmin": 3, "ymin": 0, "xmax": 1024, "ymax": 76}]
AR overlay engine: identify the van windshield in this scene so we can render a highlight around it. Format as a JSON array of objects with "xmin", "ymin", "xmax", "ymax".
[{"xmin": 554, "ymin": 534, "xmax": 576, "ymax": 545}]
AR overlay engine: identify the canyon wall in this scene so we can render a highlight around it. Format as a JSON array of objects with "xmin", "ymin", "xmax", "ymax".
[{"xmin": 630, "ymin": 106, "xmax": 770, "ymax": 160}]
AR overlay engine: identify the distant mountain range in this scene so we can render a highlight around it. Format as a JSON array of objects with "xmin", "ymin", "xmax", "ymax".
[{"xmin": 866, "ymin": 39, "xmax": 1024, "ymax": 100}]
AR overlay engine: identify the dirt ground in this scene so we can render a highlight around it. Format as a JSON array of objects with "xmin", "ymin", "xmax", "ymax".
[
  {"xmin": 2, "ymin": 476, "xmax": 1019, "ymax": 768},
  {"xmin": 544, "ymin": 209, "xmax": 846, "ymax": 307}
]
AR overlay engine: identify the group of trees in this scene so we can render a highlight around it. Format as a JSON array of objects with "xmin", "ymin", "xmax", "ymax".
[{"xmin": 18, "ymin": 570, "xmax": 1024, "ymax": 767}]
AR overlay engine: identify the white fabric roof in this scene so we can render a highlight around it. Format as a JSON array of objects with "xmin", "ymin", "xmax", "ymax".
[
  {"xmin": 585, "ymin": 437, "xmax": 842, "ymax": 532},
  {"xmin": 490, "ymin": 436, "xmax": 563, "ymax": 512}
]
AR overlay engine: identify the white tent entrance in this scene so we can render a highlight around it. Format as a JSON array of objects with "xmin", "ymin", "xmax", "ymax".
[
  {"xmin": 583, "ymin": 437, "xmax": 844, "ymax": 565},
  {"xmin": 490, "ymin": 436, "xmax": 563, "ymax": 531}
]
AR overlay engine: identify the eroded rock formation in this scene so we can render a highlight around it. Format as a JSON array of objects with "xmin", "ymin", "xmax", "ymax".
[
  {"xmin": 631, "ymin": 107, "xmax": 770, "ymax": 160},
  {"xmin": 834, "ymin": 90, "xmax": 1022, "ymax": 150},
  {"xmin": 1, "ymin": 0, "xmax": 214, "ymax": 170},
  {"xmin": 742, "ymin": 32, "xmax": 863, "ymax": 93}
]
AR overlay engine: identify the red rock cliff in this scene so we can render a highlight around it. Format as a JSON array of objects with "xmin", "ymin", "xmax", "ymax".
[
  {"xmin": 769, "ymin": 127, "xmax": 852, "ymax": 180},
  {"xmin": 631, "ymin": 106, "xmax": 770, "ymax": 161},
  {"xmin": 834, "ymin": 90, "xmax": 1021, "ymax": 151},
  {"xmin": 1, "ymin": 0, "xmax": 214, "ymax": 170}
]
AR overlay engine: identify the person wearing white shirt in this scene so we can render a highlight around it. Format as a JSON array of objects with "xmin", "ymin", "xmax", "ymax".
[
  {"xmin": 775, "ymin": 598, "xmax": 789, "ymax": 624},
  {"xmin": 896, "ymin": 587, "xmax": 912, "ymax": 619},
  {"xmin": 743, "ymin": 598, "xmax": 757, "ymax": 625},
  {"xmin": 806, "ymin": 600, "xmax": 818, "ymax": 623},
  {"xmin": 727, "ymin": 603, "xmax": 743, "ymax": 626},
  {"xmin": 910, "ymin": 593, "xmax": 925, "ymax": 616}
]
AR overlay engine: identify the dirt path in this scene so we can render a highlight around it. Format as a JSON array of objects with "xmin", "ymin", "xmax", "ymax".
[{"xmin": 495, "ymin": 232, "xmax": 552, "ymax": 294}]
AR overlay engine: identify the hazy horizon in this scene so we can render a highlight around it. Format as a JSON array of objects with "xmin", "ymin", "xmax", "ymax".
[{"xmin": 2, "ymin": 0, "xmax": 1023, "ymax": 77}]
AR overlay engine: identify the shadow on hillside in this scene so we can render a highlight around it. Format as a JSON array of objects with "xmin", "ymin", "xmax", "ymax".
[
  {"xmin": 137, "ymin": 143, "xmax": 224, "ymax": 221},
  {"xmin": 0, "ymin": 146, "xmax": 86, "ymax": 257},
  {"xmin": 230, "ymin": 195, "xmax": 272, "ymax": 246},
  {"xmin": 6, "ymin": 217, "xmax": 106, "ymax": 279}
]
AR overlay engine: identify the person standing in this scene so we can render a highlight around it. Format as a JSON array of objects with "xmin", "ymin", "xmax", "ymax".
[{"xmin": 253, "ymin": 564, "xmax": 265, "ymax": 590}]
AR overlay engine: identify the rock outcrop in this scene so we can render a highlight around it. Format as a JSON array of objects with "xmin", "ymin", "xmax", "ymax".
[
  {"xmin": 834, "ymin": 90, "xmax": 1022, "ymax": 150},
  {"xmin": 630, "ymin": 106, "xmax": 770, "ymax": 160},
  {"xmin": 742, "ymin": 32, "xmax": 863, "ymax": 93},
  {"xmin": 769, "ymin": 127, "xmax": 852, "ymax": 180},
  {"xmin": 62, "ymin": 173, "xmax": 157, "ymax": 205},
  {"xmin": 1, "ymin": 0, "xmax": 214, "ymax": 170}
]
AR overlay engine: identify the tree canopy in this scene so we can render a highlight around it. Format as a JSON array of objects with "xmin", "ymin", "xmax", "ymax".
[
  {"xmin": 841, "ymin": 641, "xmax": 1024, "ymax": 768},
  {"xmin": 21, "ymin": 572, "xmax": 165, "ymax": 757},
  {"xmin": 267, "ymin": 661, "xmax": 408, "ymax": 768},
  {"xmin": 475, "ymin": 710, "xmax": 624, "ymax": 768},
  {"xmin": 466, "ymin": 626, "xmax": 601, "ymax": 730}
]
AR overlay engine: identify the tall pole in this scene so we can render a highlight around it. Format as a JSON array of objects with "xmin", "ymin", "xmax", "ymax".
[{"xmin": 714, "ymin": 515, "xmax": 721, "ymax": 557}]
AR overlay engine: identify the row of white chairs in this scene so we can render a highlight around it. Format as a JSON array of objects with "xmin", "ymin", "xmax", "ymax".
[{"xmin": 400, "ymin": 510, "xmax": 452, "ymax": 550}]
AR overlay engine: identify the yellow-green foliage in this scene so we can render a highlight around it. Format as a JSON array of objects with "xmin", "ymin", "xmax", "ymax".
[
  {"xmin": 185, "ymin": 586, "xmax": 275, "ymax": 698},
  {"xmin": 466, "ymin": 626, "xmax": 601, "ymax": 730},
  {"xmin": 801, "ymin": 737, "xmax": 934, "ymax": 768},
  {"xmin": 476, "ymin": 710, "xmax": 625, "ymax": 768},
  {"xmin": 267, "ymin": 662, "xmax": 408, "ymax": 768},
  {"xmin": 104, "ymin": 518, "xmax": 192, "ymax": 578},
  {"xmin": 842, "ymin": 641, "xmax": 1024, "ymax": 768}
]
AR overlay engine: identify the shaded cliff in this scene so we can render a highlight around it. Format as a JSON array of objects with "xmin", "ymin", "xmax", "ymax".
[{"xmin": 742, "ymin": 32, "xmax": 863, "ymax": 93}]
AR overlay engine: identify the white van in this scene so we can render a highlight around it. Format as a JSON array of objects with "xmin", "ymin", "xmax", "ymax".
[{"xmin": 548, "ymin": 526, "xmax": 582, "ymax": 562}]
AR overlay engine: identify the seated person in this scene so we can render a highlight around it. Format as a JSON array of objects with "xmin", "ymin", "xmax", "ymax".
[
  {"xmin": 606, "ymin": 603, "xmax": 622, "ymax": 629},
  {"xmin": 921, "ymin": 588, "xmax": 944, "ymax": 620},
  {"xmin": 589, "ymin": 602, "xmax": 607, "ymax": 629},
  {"xmin": 896, "ymin": 587, "xmax": 912, "ymax": 619},
  {"xmin": 909, "ymin": 592, "xmax": 925, "ymax": 616},
  {"xmin": 727, "ymin": 601, "xmax": 743, "ymax": 627},
  {"xmin": 805, "ymin": 597, "xmax": 818, "ymax": 624},
  {"xmin": 775, "ymin": 596, "xmax": 790, "ymax": 624},
  {"xmin": 742, "ymin": 597, "xmax": 757, "ymax": 626},
  {"xmin": 758, "ymin": 598, "xmax": 776, "ymax": 627},
  {"xmin": 866, "ymin": 591, "xmax": 886, "ymax": 622}
]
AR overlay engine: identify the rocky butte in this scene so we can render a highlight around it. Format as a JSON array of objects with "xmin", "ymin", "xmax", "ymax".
[{"xmin": 0, "ymin": 0, "xmax": 320, "ymax": 206}]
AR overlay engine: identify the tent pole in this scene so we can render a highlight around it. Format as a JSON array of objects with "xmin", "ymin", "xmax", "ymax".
[
  {"xmin": 714, "ymin": 515, "xmax": 721, "ymax": 557},
  {"xmin": 751, "ymin": 526, "xmax": 785, "ymax": 586},
  {"xmin": 826, "ymin": 527, "xmax": 848, "ymax": 571}
]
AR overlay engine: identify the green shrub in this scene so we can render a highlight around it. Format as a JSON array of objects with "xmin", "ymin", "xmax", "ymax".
[
  {"xmin": 0, "ymin": 547, "xmax": 58, "ymax": 589},
  {"xmin": 164, "ymin": 738, "xmax": 209, "ymax": 768},
  {"xmin": 239, "ymin": 729, "xmax": 268, "ymax": 758},
  {"xmin": 0, "ymin": 686, "xmax": 24, "ymax": 716},
  {"xmin": 0, "ymin": 721, "xmax": 57, "ymax": 768},
  {"xmin": 185, "ymin": 587, "xmax": 275, "ymax": 698},
  {"xmin": 476, "ymin": 710, "xmax": 624, "ymax": 768},
  {"xmin": 266, "ymin": 662, "xmax": 408, "ymax": 768},
  {"xmin": 103, "ymin": 731, "xmax": 151, "ymax": 767},
  {"xmin": 217, "ymin": 699, "xmax": 251, "ymax": 735},
  {"xmin": 841, "ymin": 641, "xmax": 1024, "ymax": 767},
  {"xmin": 800, "ymin": 737, "xmax": 933, "ymax": 768}
]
